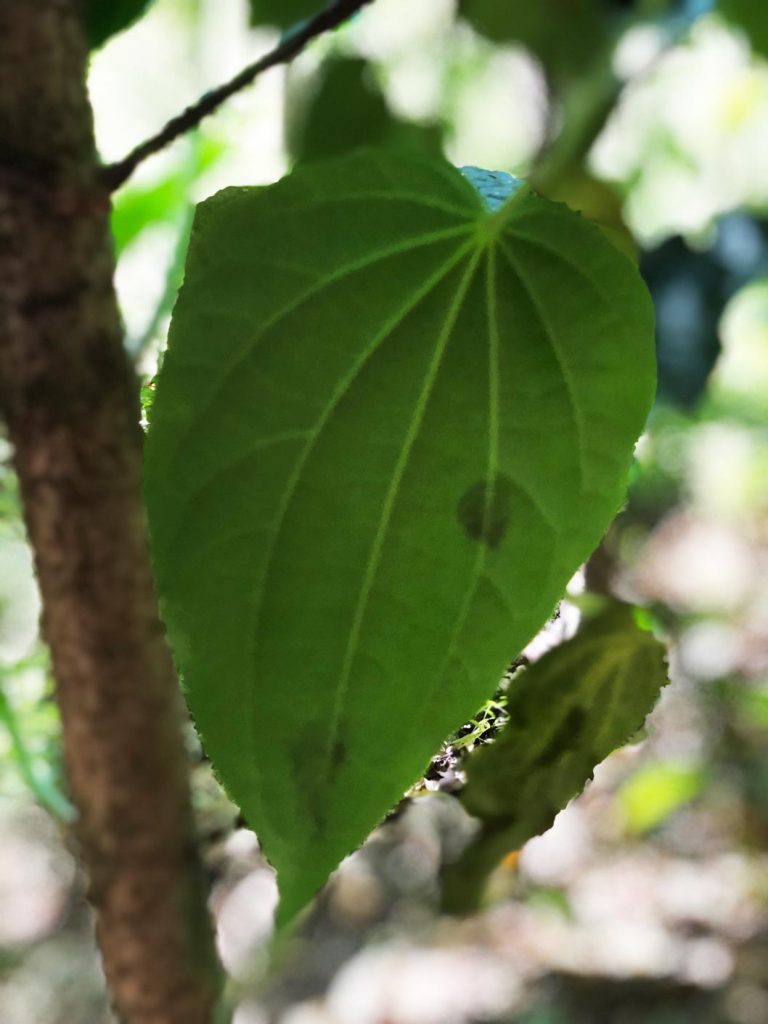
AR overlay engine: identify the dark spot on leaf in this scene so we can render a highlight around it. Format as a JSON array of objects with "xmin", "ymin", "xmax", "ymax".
[
  {"xmin": 457, "ymin": 474, "xmax": 515, "ymax": 548},
  {"xmin": 290, "ymin": 720, "xmax": 331, "ymax": 834},
  {"xmin": 331, "ymin": 739, "xmax": 347, "ymax": 771},
  {"xmin": 533, "ymin": 705, "xmax": 585, "ymax": 768}
]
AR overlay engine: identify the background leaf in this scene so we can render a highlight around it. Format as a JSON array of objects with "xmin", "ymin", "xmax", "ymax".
[
  {"xmin": 85, "ymin": 0, "xmax": 155, "ymax": 50},
  {"xmin": 144, "ymin": 149, "xmax": 655, "ymax": 925},
  {"xmin": 459, "ymin": 0, "xmax": 608, "ymax": 79},
  {"xmin": 249, "ymin": 0, "xmax": 320, "ymax": 30},
  {"xmin": 719, "ymin": 0, "xmax": 768, "ymax": 57},
  {"xmin": 618, "ymin": 758, "xmax": 704, "ymax": 834},
  {"xmin": 286, "ymin": 58, "xmax": 441, "ymax": 164},
  {"xmin": 443, "ymin": 604, "xmax": 669, "ymax": 911}
]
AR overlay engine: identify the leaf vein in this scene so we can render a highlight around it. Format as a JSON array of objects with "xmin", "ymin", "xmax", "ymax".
[
  {"xmin": 499, "ymin": 239, "xmax": 587, "ymax": 490},
  {"xmin": 248, "ymin": 239, "xmax": 480, "ymax": 791},
  {"xmin": 167, "ymin": 430, "xmax": 311, "ymax": 562},
  {"xmin": 411, "ymin": 247, "xmax": 501, "ymax": 729},
  {"xmin": 504, "ymin": 228, "xmax": 614, "ymax": 304},
  {"xmin": 320, "ymin": 247, "xmax": 485, "ymax": 780},
  {"xmin": 250, "ymin": 190, "xmax": 475, "ymax": 221},
  {"xmin": 165, "ymin": 224, "xmax": 473, "ymax": 480}
]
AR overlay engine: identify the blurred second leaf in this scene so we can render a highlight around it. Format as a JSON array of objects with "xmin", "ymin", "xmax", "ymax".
[
  {"xmin": 85, "ymin": 0, "xmax": 154, "ymax": 50},
  {"xmin": 443, "ymin": 604, "xmax": 668, "ymax": 912},
  {"xmin": 719, "ymin": 0, "xmax": 768, "ymax": 58},
  {"xmin": 286, "ymin": 58, "xmax": 442, "ymax": 164},
  {"xmin": 459, "ymin": 0, "xmax": 608, "ymax": 79}
]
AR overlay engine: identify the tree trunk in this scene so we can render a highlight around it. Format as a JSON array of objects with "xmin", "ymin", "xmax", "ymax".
[{"xmin": 0, "ymin": 3, "xmax": 221, "ymax": 1021}]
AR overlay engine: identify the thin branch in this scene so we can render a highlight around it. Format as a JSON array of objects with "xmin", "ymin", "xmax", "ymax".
[{"xmin": 101, "ymin": 0, "xmax": 373, "ymax": 192}]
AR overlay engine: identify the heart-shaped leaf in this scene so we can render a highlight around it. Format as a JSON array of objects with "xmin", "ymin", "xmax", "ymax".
[{"xmin": 144, "ymin": 150, "xmax": 655, "ymax": 924}]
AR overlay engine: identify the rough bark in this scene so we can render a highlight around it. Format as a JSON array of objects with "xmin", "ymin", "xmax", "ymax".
[{"xmin": 0, "ymin": 3, "xmax": 221, "ymax": 1021}]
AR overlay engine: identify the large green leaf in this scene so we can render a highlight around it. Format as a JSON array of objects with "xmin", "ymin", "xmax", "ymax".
[
  {"xmin": 443, "ymin": 604, "xmax": 668, "ymax": 911},
  {"xmin": 144, "ymin": 149, "xmax": 655, "ymax": 924},
  {"xmin": 85, "ymin": 0, "xmax": 154, "ymax": 49}
]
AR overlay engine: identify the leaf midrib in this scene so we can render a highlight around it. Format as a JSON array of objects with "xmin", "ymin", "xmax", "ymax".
[
  {"xmin": 499, "ymin": 238, "xmax": 588, "ymax": 491},
  {"xmin": 403, "ymin": 245, "xmax": 503, "ymax": 748},
  {"xmin": 320, "ymin": 246, "xmax": 486, "ymax": 786},
  {"xmin": 159, "ymin": 223, "xmax": 473, "ymax": 548},
  {"xmin": 247, "ymin": 236, "xmax": 480, "ymax": 809}
]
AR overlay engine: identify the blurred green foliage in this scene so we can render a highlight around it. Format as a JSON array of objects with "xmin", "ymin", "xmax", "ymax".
[
  {"xmin": 619, "ymin": 759, "xmax": 705, "ymax": 833},
  {"xmin": 460, "ymin": 0, "xmax": 610, "ymax": 79},
  {"xmin": 110, "ymin": 136, "xmax": 224, "ymax": 258},
  {"xmin": 0, "ymin": 664, "xmax": 73, "ymax": 822},
  {"xmin": 719, "ymin": 0, "xmax": 768, "ymax": 56},
  {"xmin": 249, "ymin": 0, "xmax": 318, "ymax": 29},
  {"xmin": 85, "ymin": 0, "xmax": 155, "ymax": 49},
  {"xmin": 642, "ymin": 218, "xmax": 768, "ymax": 408},
  {"xmin": 286, "ymin": 58, "xmax": 441, "ymax": 163}
]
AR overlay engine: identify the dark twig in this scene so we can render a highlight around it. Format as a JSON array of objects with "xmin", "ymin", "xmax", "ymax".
[{"xmin": 101, "ymin": 0, "xmax": 373, "ymax": 192}]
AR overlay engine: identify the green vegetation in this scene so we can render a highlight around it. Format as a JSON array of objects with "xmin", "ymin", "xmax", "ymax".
[
  {"xmin": 4, "ymin": 0, "xmax": 768, "ymax": 1019},
  {"xmin": 144, "ymin": 150, "xmax": 654, "ymax": 922}
]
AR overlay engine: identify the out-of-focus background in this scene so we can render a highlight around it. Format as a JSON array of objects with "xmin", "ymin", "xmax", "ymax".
[{"xmin": 2, "ymin": 0, "xmax": 768, "ymax": 1020}]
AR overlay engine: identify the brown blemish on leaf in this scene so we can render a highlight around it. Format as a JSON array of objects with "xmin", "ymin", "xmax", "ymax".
[
  {"xmin": 290, "ymin": 725, "xmax": 348, "ymax": 835},
  {"xmin": 331, "ymin": 739, "xmax": 347, "ymax": 771},
  {"xmin": 457, "ymin": 474, "xmax": 515, "ymax": 548}
]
